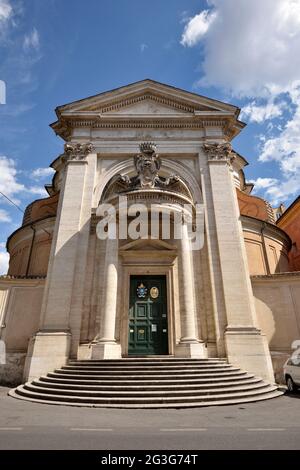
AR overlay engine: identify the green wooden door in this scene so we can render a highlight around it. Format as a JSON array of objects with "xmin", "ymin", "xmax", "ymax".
[{"xmin": 128, "ymin": 275, "xmax": 168, "ymax": 355}]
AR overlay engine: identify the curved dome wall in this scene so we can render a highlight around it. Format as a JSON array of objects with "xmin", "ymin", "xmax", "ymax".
[
  {"xmin": 7, "ymin": 192, "xmax": 58, "ymax": 277},
  {"xmin": 6, "ymin": 181, "xmax": 292, "ymax": 278},
  {"xmin": 241, "ymin": 216, "xmax": 290, "ymax": 275}
]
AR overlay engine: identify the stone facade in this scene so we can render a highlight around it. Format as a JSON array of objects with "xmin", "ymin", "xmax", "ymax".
[{"xmin": 1, "ymin": 79, "xmax": 300, "ymax": 386}]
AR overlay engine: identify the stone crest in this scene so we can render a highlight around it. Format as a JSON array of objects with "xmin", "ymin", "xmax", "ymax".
[{"xmin": 120, "ymin": 142, "xmax": 179, "ymax": 189}]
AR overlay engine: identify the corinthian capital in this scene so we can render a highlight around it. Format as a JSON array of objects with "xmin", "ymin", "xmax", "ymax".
[
  {"xmin": 203, "ymin": 142, "xmax": 235, "ymax": 164},
  {"xmin": 64, "ymin": 142, "xmax": 94, "ymax": 161}
]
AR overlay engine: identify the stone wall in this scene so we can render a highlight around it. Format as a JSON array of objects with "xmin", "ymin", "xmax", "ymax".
[
  {"xmin": 242, "ymin": 216, "xmax": 290, "ymax": 275},
  {"xmin": 7, "ymin": 217, "xmax": 55, "ymax": 277},
  {"xmin": 0, "ymin": 278, "xmax": 45, "ymax": 385},
  {"xmin": 252, "ymin": 272, "xmax": 300, "ymax": 383}
]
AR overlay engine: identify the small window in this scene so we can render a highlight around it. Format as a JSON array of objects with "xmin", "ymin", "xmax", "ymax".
[{"xmin": 289, "ymin": 356, "xmax": 300, "ymax": 366}]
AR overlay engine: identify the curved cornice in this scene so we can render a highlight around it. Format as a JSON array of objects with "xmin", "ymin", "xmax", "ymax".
[
  {"xmin": 6, "ymin": 215, "xmax": 56, "ymax": 252},
  {"xmin": 241, "ymin": 215, "xmax": 291, "ymax": 248}
]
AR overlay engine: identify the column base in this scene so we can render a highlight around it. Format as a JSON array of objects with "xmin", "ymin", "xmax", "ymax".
[
  {"xmin": 174, "ymin": 341, "xmax": 207, "ymax": 359},
  {"xmin": 224, "ymin": 327, "xmax": 275, "ymax": 383},
  {"xmin": 23, "ymin": 331, "xmax": 71, "ymax": 382},
  {"xmin": 90, "ymin": 342, "xmax": 122, "ymax": 360}
]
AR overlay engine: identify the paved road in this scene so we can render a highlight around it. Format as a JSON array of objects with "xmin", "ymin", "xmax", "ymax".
[{"xmin": 0, "ymin": 387, "xmax": 300, "ymax": 450}]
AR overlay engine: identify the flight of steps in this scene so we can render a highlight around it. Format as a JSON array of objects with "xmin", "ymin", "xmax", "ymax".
[{"xmin": 9, "ymin": 358, "xmax": 282, "ymax": 408}]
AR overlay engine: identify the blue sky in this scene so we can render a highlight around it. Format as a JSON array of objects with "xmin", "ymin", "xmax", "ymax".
[{"xmin": 0, "ymin": 0, "xmax": 300, "ymax": 273}]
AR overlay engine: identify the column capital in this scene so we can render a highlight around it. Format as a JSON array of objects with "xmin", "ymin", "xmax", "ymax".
[
  {"xmin": 63, "ymin": 142, "xmax": 95, "ymax": 162},
  {"xmin": 203, "ymin": 142, "xmax": 235, "ymax": 166}
]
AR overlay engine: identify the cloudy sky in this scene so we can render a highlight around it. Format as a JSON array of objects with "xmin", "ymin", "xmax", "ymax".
[{"xmin": 0, "ymin": 0, "xmax": 300, "ymax": 273}]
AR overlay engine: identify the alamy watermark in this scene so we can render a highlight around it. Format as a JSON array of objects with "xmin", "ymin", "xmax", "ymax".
[
  {"xmin": 96, "ymin": 196, "xmax": 205, "ymax": 251},
  {"xmin": 0, "ymin": 80, "xmax": 6, "ymax": 105}
]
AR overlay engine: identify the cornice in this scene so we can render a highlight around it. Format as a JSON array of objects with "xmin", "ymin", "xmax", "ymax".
[
  {"xmin": 82, "ymin": 92, "xmax": 198, "ymax": 114},
  {"xmin": 241, "ymin": 215, "xmax": 291, "ymax": 247},
  {"xmin": 277, "ymin": 196, "xmax": 300, "ymax": 227},
  {"xmin": 56, "ymin": 79, "xmax": 241, "ymax": 114},
  {"xmin": 51, "ymin": 116, "xmax": 238, "ymax": 141},
  {"xmin": 6, "ymin": 215, "xmax": 56, "ymax": 252},
  {"xmin": 251, "ymin": 272, "xmax": 300, "ymax": 281}
]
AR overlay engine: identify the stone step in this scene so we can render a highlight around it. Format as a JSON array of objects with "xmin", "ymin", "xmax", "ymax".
[
  {"xmin": 9, "ymin": 358, "xmax": 282, "ymax": 409},
  {"xmin": 12, "ymin": 384, "xmax": 281, "ymax": 406},
  {"xmin": 69, "ymin": 359, "xmax": 226, "ymax": 365},
  {"xmin": 54, "ymin": 367, "xmax": 238, "ymax": 376},
  {"xmin": 9, "ymin": 387, "xmax": 283, "ymax": 408},
  {"xmin": 36, "ymin": 375, "xmax": 258, "ymax": 389},
  {"xmin": 46, "ymin": 370, "xmax": 247, "ymax": 381},
  {"xmin": 40, "ymin": 371, "xmax": 254, "ymax": 386},
  {"xmin": 26, "ymin": 380, "xmax": 267, "ymax": 397},
  {"xmin": 70, "ymin": 357, "xmax": 223, "ymax": 362},
  {"xmin": 62, "ymin": 363, "xmax": 231, "ymax": 371}
]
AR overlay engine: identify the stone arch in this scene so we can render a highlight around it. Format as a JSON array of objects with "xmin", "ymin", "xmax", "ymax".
[{"xmin": 93, "ymin": 157, "xmax": 203, "ymax": 207}]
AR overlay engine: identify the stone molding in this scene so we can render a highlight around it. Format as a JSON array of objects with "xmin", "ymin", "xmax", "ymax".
[
  {"xmin": 71, "ymin": 118, "xmax": 224, "ymax": 129},
  {"xmin": 203, "ymin": 142, "xmax": 236, "ymax": 165},
  {"xmin": 53, "ymin": 118, "xmax": 234, "ymax": 140},
  {"xmin": 86, "ymin": 92, "xmax": 197, "ymax": 114},
  {"xmin": 63, "ymin": 142, "xmax": 94, "ymax": 162},
  {"xmin": 241, "ymin": 215, "xmax": 291, "ymax": 247}
]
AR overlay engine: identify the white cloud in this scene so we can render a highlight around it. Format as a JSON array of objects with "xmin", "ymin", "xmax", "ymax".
[
  {"xmin": 23, "ymin": 28, "xmax": 40, "ymax": 51},
  {"xmin": 181, "ymin": 0, "xmax": 300, "ymax": 206},
  {"xmin": 0, "ymin": 0, "xmax": 12, "ymax": 23},
  {"xmin": 31, "ymin": 167, "xmax": 54, "ymax": 180},
  {"xmin": 0, "ymin": 0, "xmax": 12, "ymax": 41},
  {"xmin": 256, "ymin": 82, "xmax": 300, "ymax": 202},
  {"xmin": 27, "ymin": 186, "xmax": 48, "ymax": 197},
  {"xmin": 0, "ymin": 248, "xmax": 9, "ymax": 275},
  {"xmin": 0, "ymin": 208, "xmax": 11, "ymax": 222},
  {"xmin": 181, "ymin": 9, "xmax": 217, "ymax": 46},
  {"xmin": 250, "ymin": 172, "xmax": 300, "ymax": 206},
  {"xmin": 0, "ymin": 156, "xmax": 25, "ymax": 198},
  {"xmin": 249, "ymin": 177, "xmax": 279, "ymax": 191},
  {"xmin": 241, "ymin": 100, "xmax": 285, "ymax": 123},
  {"xmin": 181, "ymin": 0, "xmax": 300, "ymax": 98},
  {"xmin": 0, "ymin": 156, "xmax": 48, "ymax": 206},
  {"xmin": 260, "ymin": 176, "xmax": 299, "ymax": 206},
  {"xmin": 259, "ymin": 85, "xmax": 300, "ymax": 170}
]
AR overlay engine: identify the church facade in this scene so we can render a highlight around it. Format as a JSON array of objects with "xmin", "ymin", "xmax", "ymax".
[{"xmin": 1, "ymin": 80, "xmax": 300, "ymax": 405}]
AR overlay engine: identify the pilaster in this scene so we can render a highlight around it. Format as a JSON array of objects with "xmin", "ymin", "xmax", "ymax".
[
  {"xmin": 24, "ymin": 142, "xmax": 95, "ymax": 380},
  {"xmin": 203, "ymin": 142, "xmax": 274, "ymax": 382}
]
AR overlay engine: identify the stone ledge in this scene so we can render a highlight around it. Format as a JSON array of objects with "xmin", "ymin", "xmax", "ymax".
[
  {"xmin": 0, "ymin": 275, "xmax": 46, "ymax": 280},
  {"xmin": 251, "ymin": 271, "xmax": 300, "ymax": 280}
]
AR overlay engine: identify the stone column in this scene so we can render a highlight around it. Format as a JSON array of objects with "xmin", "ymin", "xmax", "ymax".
[
  {"xmin": 23, "ymin": 142, "xmax": 95, "ymax": 381},
  {"xmin": 203, "ymin": 142, "xmax": 274, "ymax": 382},
  {"xmin": 91, "ymin": 230, "xmax": 121, "ymax": 359},
  {"xmin": 175, "ymin": 220, "xmax": 207, "ymax": 358}
]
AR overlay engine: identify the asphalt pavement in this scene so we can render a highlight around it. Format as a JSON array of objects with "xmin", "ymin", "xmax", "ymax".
[{"xmin": 0, "ymin": 386, "xmax": 299, "ymax": 450}]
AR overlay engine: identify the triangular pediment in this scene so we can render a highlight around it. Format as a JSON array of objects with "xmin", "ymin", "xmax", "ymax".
[
  {"xmin": 55, "ymin": 79, "xmax": 239, "ymax": 117},
  {"xmin": 120, "ymin": 238, "xmax": 176, "ymax": 251},
  {"xmin": 51, "ymin": 79, "xmax": 246, "ymax": 140},
  {"xmin": 98, "ymin": 97, "xmax": 193, "ymax": 115}
]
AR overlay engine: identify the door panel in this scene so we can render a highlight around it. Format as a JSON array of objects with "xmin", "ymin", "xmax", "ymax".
[{"xmin": 128, "ymin": 275, "xmax": 168, "ymax": 355}]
